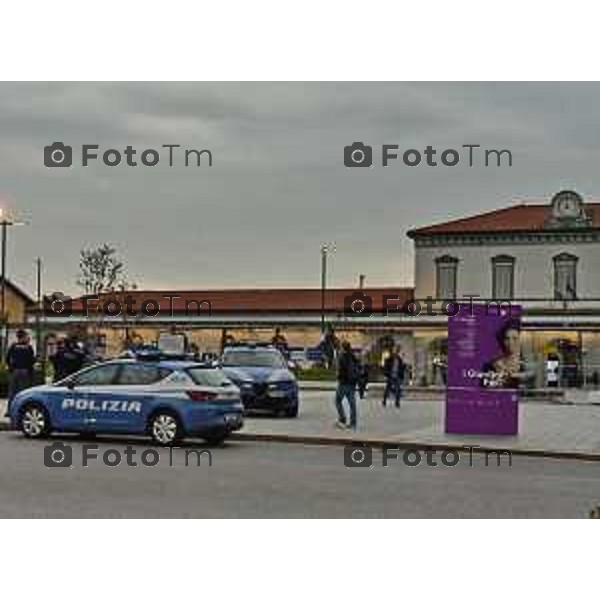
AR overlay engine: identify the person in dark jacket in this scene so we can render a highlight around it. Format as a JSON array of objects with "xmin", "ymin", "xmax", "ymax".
[
  {"xmin": 320, "ymin": 325, "xmax": 339, "ymax": 370},
  {"xmin": 51, "ymin": 336, "xmax": 86, "ymax": 382},
  {"xmin": 5, "ymin": 329, "xmax": 36, "ymax": 416},
  {"xmin": 334, "ymin": 340, "xmax": 359, "ymax": 430},
  {"xmin": 49, "ymin": 338, "xmax": 68, "ymax": 382},
  {"xmin": 356, "ymin": 348, "xmax": 370, "ymax": 399},
  {"xmin": 271, "ymin": 327, "xmax": 289, "ymax": 358},
  {"xmin": 383, "ymin": 345, "xmax": 405, "ymax": 407}
]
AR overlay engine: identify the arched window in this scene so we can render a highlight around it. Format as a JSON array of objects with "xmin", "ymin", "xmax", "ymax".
[
  {"xmin": 491, "ymin": 255, "xmax": 515, "ymax": 299},
  {"xmin": 553, "ymin": 253, "xmax": 578, "ymax": 300},
  {"xmin": 435, "ymin": 255, "xmax": 458, "ymax": 300}
]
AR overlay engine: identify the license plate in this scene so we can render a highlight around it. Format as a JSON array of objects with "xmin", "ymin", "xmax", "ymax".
[
  {"xmin": 269, "ymin": 390, "xmax": 286, "ymax": 398},
  {"xmin": 225, "ymin": 413, "xmax": 241, "ymax": 424}
]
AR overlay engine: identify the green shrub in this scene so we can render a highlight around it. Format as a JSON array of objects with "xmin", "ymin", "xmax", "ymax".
[{"xmin": 295, "ymin": 366, "xmax": 337, "ymax": 381}]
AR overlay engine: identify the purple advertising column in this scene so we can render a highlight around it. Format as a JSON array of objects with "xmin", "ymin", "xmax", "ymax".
[{"xmin": 445, "ymin": 303, "xmax": 522, "ymax": 435}]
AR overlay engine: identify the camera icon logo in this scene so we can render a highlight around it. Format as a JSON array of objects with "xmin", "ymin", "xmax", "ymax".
[
  {"xmin": 344, "ymin": 291, "xmax": 373, "ymax": 318},
  {"xmin": 44, "ymin": 441, "xmax": 73, "ymax": 468},
  {"xmin": 43, "ymin": 292, "xmax": 73, "ymax": 318},
  {"xmin": 344, "ymin": 445, "xmax": 373, "ymax": 468},
  {"xmin": 44, "ymin": 142, "xmax": 73, "ymax": 168},
  {"xmin": 344, "ymin": 142, "xmax": 373, "ymax": 168}
]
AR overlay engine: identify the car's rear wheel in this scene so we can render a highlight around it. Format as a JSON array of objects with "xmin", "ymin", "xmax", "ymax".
[
  {"xmin": 19, "ymin": 403, "xmax": 51, "ymax": 438},
  {"xmin": 149, "ymin": 411, "xmax": 182, "ymax": 446}
]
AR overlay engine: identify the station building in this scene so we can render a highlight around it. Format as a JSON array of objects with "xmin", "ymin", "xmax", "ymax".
[
  {"xmin": 407, "ymin": 189, "xmax": 600, "ymax": 387},
  {"xmin": 35, "ymin": 287, "xmax": 414, "ymax": 365},
  {"xmin": 32, "ymin": 189, "xmax": 600, "ymax": 387}
]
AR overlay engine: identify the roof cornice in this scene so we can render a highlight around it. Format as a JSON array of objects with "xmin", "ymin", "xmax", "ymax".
[{"xmin": 410, "ymin": 228, "xmax": 600, "ymax": 247}]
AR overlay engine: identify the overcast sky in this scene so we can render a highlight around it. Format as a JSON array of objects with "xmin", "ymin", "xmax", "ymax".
[{"xmin": 2, "ymin": 82, "xmax": 600, "ymax": 297}]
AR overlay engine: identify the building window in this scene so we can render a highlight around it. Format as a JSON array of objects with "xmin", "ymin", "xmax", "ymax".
[
  {"xmin": 491, "ymin": 255, "xmax": 515, "ymax": 300},
  {"xmin": 435, "ymin": 255, "xmax": 458, "ymax": 299},
  {"xmin": 553, "ymin": 253, "xmax": 578, "ymax": 300}
]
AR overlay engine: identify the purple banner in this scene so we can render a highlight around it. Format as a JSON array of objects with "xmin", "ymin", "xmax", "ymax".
[{"xmin": 445, "ymin": 303, "xmax": 522, "ymax": 435}]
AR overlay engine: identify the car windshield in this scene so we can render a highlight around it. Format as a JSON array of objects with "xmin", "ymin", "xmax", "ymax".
[
  {"xmin": 222, "ymin": 350, "xmax": 285, "ymax": 368},
  {"xmin": 187, "ymin": 367, "xmax": 234, "ymax": 387}
]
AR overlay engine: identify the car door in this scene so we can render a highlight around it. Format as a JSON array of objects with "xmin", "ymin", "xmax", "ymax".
[
  {"xmin": 67, "ymin": 363, "xmax": 122, "ymax": 432},
  {"xmin": 107, "ymin": 363, "xmax": 173, "ymax": 433},
  {"xmin": 51, "ymin": 363, "xmax": 121, "ymax": 431}
]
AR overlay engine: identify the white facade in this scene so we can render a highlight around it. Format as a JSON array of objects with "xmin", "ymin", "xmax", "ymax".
[
  {"xmin": 407, "ymin": 191, "xmax": 600, "ymax": 387},
  {"xmin": 414, "ymin": 241, "xmax": 600, "ymax": 308},
  {"xmin": 411, "ymin": 190, "xmax": 600, "ymax": 311}
]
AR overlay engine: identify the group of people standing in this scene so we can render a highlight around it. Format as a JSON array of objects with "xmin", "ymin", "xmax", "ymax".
[
  {"xmin": 4, "ymin": 331, "xmax": 88, "ymax": 417},
  {"xmin": 334, "ymin": 341, "xmax": 406, "ymax": 431}
]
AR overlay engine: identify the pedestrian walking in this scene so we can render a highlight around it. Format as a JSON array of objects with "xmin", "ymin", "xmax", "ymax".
[
  {"xmin": 5, "ymin": 329, "xmax": 36, "ymax": 416},
  {"xmin": 383, "ymin": 345, "xmax": 405, "ymax": 408},
  {"xmin": 334, "ymin": 340, "xmax": 359, "ymax": 430}
]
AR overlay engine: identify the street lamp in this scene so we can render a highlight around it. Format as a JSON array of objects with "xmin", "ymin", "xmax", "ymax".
[
  {"xmin": 0, "ymin": 208, "xmax": 28, "ymax": 359},
  {"xmin": 320, "ymin": 242, "xmax": 336, "ymax": 332}
]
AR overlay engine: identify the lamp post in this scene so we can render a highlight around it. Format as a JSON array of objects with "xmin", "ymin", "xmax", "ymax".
[
  {"xmin": 320, "ymin": 242, "xmax": 336, "ymax": 333},
  {"xmin": 35, "ymin": 257, "xmax": 42, "ymax": 357},
  {"xmin": 0, "ymin": 209, "xmax": 27, "ymax": 360}
]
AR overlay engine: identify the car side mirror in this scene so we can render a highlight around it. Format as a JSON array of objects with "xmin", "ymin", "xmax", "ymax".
[
  {"xmin": 66, "ymin": 379, "xmax": 76, "ymax": 390},
  {"xmin": 288, "ymin": 360, "xmax": 296, "ymax": 370}
]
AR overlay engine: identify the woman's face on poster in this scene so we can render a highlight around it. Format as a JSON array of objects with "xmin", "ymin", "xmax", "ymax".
[{"xmin": 503, "ymin": 328, "xmax": 520, "ymax": 356}]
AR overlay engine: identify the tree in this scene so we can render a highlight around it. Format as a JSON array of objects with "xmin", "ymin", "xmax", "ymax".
[{"xmin": 77, "ymin": 244, "xmax": 129, "ymax": 295}]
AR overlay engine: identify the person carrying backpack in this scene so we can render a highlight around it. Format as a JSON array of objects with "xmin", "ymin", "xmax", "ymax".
[{"xmin": 334, "ymin": 340, "xmax": 359, "ymax": 430}]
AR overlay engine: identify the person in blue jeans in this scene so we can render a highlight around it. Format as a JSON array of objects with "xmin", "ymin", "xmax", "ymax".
[
  {"xmin": 334, "ymin": 340, "xmax": 359, "ymax": 430},
  {"xmin": 383, "ymin": 345, "xmax": 405, "ymax": 408}
]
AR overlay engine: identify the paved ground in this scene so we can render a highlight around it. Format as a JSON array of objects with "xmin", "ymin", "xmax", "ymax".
[
  {"xmin": 0, "ymin": 432, "xmax": 599, "ymax": 517},
  {"xmin": 3, "ymin": 391, "xmax": 600, "ymax": 456},
  {"xmin": 239, "ymin": 391, "xmax": 600, "ymax": 457}
]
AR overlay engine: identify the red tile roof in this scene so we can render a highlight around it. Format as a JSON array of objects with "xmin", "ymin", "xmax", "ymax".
[
  {"xmin": 408, "ymin": 202, "xmax": 600, "ymax": 236},
  {"xmin": 59, "ymin": 287, "xmax": 414, "ymax": 315}
]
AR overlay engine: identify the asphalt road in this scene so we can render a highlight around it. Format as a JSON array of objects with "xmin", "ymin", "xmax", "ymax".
[{"xmin": 0, "ymin": 432, "xmax": 599, "ymax": 517}]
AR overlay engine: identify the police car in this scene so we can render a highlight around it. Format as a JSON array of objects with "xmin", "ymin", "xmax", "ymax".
[
  {"xmin": 221, "ymin": 344, "xmax": 299, "ymax": 417},
  {"xmin": 9, "ymin": 356, "xmax": 244, "ymax": 445}
]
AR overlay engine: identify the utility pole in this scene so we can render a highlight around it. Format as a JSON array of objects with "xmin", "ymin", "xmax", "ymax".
[
  {"xmin": 0, "ymin": 209, "xmax": 27, "ymax": 360},
  {"xmin": 35, "ymin": 257, "xmax": 42, "ymax": 357},
  {"xmin": 1, "ymin": 220, "xmax": 7, "ymax": 355},
  {"xmin": 320, "ymin": 243, "xmax": 336, "ymax": 333}
]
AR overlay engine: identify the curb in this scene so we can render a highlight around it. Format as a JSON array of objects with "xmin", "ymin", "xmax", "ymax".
[
  {"xmin": 229, "ymin": 431, "xmax": 600, "ymax": 462},
  {"xmin": 3, "ymin": 419, "xmax": 599, "ymax": 462}
]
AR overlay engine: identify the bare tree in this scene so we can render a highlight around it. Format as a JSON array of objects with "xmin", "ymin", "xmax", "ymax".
[
  {"xmin": 76, "ymin": 244, "xmax": 136, "ymax": 357},
  {"xmin": 77, "ymin": 244, "xmax": 129, "ymax": 295}
]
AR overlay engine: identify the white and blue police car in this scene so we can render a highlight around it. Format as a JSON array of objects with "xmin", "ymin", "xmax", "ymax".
[{"xmin": 9, "ymin": 355, "xmax": 244, "ymax": 445}]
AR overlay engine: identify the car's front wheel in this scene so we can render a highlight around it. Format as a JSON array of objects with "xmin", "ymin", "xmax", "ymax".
[
  {"xmin": 19, "ymin": 403, "xmax": 51, "ymax": 438},
  {"xmin": 149, "ymin": 411, "xmax": 182, "ymax": 446},
  {"xmin": 284, "ymin": 405, "xmax": 299, "ymax": 418},
  {"xmin": 203, "ymin": 431, "xmax": 229, "ymax": 446}
]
